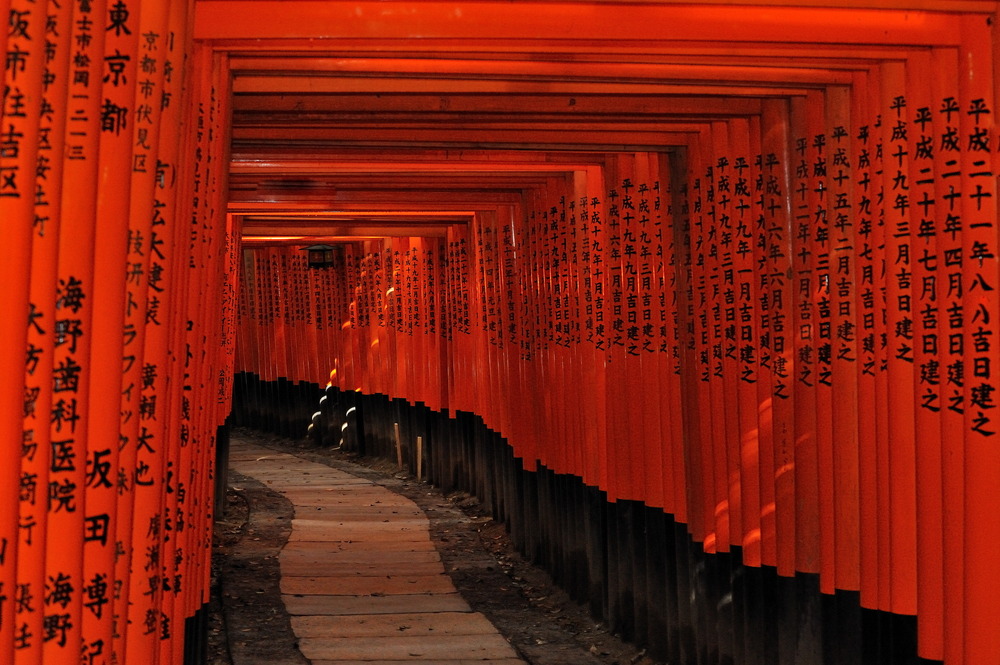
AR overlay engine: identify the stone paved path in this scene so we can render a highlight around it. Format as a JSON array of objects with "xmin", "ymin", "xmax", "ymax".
[{"xmin": 229, "ymin": 441, "xmax": 527, "ymax": 665}]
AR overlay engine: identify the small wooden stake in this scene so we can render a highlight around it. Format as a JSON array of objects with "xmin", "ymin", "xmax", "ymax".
[
  {"xmin": 394, "ymin": 422, "xmax": 403, "ymax": 470},
  {"xmin": 417, "ymin": 436, "xmax": 423, "ymax": 480}
]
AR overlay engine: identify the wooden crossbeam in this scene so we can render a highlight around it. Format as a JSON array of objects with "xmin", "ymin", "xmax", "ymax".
[
  {"xmin": 195, "ymin": 1, "xmax": 969, "ymax": 45},
  {"xmin": 231, "ymin": 93, "xmax": 765, "ymax": 116}
]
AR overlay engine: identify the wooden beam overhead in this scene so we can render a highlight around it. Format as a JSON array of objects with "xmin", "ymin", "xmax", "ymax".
[
  {"xmin": 228, "ymin": 159, "xmax": 598, "ymax": 174},
  {"xmin": 195, "ymin": 1, "xmax": 969, "ymax": 46},
  {"xmin": 232, "ymin": 76, "xmax": 813, "ymax": 96},
  {"xmin": 242, "ymin": 225, "xmax": 453, "ymax": 237},
  {"xmin": 231, "ymin": 126, "xmax": 702, "ymax": 146},
  {"xmin": 231, "ymin": 93, "xmax": 766, "ymax": 117},
  {"xmin": 215, "ymin": 39, "xmax": 927, "ymax": 65},
  {"xmin": 228, "ymin": 57, "xmax": 859, "ymax": 86},
  {"xmin": 205, "ymin": 1, "xmax": 992, "ymax": 246}
]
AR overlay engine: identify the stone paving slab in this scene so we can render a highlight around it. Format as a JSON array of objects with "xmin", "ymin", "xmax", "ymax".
[
  {"xmin": 281, "ymin": 540, "xmax": 439, "ymax": 553},
  {"xmin": 275, "ymin": 487, "xmax": 416, "ymax": 497},
  {"xmin": 262, "ymin": 478, "xmax": 375, "ymax": 488},
  {"xmin": 280, "ymin": 560, "xmax": 446, "ymax": 577},
  {"xmin": 290, "ymin": 612, "xmax": 499, "ymax": 638},
  {"xmin": 229, "ymin": 452, "xmax": 298, "ymax": 460},
  {"xmin": 231, "ymin": 461, "xmax": 345, "ymax": 470},
  {"xmin": 281, "ymin": 574, "xmax": 457, "ymax": 596},
  {"xmin": 289, "ymin": 521, "xmax": 431, "ymax": 542},
  {"xmin": 288, "ymin": 528, "xmax": 434, "ymax": 543},
  {"xmin": 295, "ymin": 503, "xmax": 424, "ymax": 513},
  {"xmin": 230, "ymin": 440, "xmax": 525, "ymax": 664},
  {"xmin": 311, "ymin": 660, "xmax": 526, "ymax": 665},
  {"xmin": 290, "ymin": 516, "xmax": 429, "ymax": 528},
  {"xmin": 294, "ymin": 511, "xmax": 427, "ymax": 522},
  {"xmin": 298, "ymin": 634, "xmax": 519, "ymax": 661},
  {"xmin": 291, "ymin": 522, "xmax": 431, "ymax": 534},
  {"xmin": 277, "ymin": 494, "xmax": 418, "ymax": 507},
  {"xmin": 282, "ymin": 592, "xmax": 473, "ymax": 616},
  {"xmin": 247, "ymin": 470, "xmax": 372, "ymax": 482},
  {"xmin": 279, "ymin": 551, "xmax": 444, "ymax": 567}
]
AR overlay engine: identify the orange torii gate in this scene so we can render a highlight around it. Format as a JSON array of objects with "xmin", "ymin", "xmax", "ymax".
[
  {"xmin": 209, "ymin": 3, "xmax": 1000, "ymax": 664},
  {"xmin": 2, "ymin": 1, "xmax": 235, "ymax": 664},
  {"xmin": 2, "ymin": 1, "xmax": 1000, "ymax": 664}
]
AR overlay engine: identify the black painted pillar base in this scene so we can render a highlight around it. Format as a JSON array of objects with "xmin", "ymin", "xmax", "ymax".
[
  {"xmin": 228, "ymin": 383, "xmax": 941, "ymax": 665},
  {"xmin": 229, "ymin": 372, "xmax": 321, "ymax": 440},
  {"xmin": 183, "ymin": 603, "xmax": 209, "ymax": 665},
  {"xmin": 214, "ymin": 418, "xmax": 231, "ymax": 518}
]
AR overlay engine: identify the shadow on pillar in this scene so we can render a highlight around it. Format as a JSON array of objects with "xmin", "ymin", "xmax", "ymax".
[
  {"xmin": 183, "ymin": 603, "xmax": 209, "ymax": 665},
  {"xmin": 227, "ymin": 381, "xmax": 942, "ymax": 665}
]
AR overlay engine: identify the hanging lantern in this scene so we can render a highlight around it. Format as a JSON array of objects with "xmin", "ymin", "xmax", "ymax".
[{"xmin": 303, "ymin": 244, "xmax": 337, "ymax": 269}]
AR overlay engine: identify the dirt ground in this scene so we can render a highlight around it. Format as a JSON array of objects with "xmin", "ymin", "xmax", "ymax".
[{"xmin": 209, "ymin": 429, "xmax": 657, "ymax": 665}]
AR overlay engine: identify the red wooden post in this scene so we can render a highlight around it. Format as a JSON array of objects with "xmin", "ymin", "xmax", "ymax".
[
  {"xmin": 661, "ymin": 151, "xmax": 688, "ymax": 525},
  {"xmin": 850, "ymin": 66, "xmax": 880, "ymax": 611},
  {"xmin": 634, "ymin": 153, "xmax": 665, "ymax": 511},
  {"xmin": 16, "ymin": 0, "xmax": 73, "ymax": 661},
  {"xmin": 880, "ymin": 60, "xmax": 919, "ymax": 616},
  {"xmin": 760, "ymin": 98, "xmax": 796, "ymax": 579},
  {"xmin": 748, "ymin": 114, "xmax": 775, "ymax": 569},
  {"xmin": 907, "ymin": 48, "xmax": 944, "ymax": 661},
  {"xmin": 0, "ymin": 0, "xmax": 47, "ymax": 653},
  {"xmin": 960, "ymin": 14, "xmax": 1000, "ymax": 664},
  {"xmin": 826, "ymin": 83, "xmax": 861, "ymax": 594},
  {"xmin": 729, "ymin": 117, "xmax": 762, "ymax": 566},
  {"xmin": 789, "ymin": 94, "xmax": 820, "ymax": 576},
  {"xmin": 931, "ymin": 44, "xmax": 967, "ymax": 665},
  {"xmin": 703, "ymin": 122, "xmax": 731, "ymax": 553}
]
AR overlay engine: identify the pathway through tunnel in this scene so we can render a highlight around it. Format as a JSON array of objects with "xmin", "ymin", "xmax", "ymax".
[{"xmin": 211, "ymin": 430, "xmax": 652, "ymax": 665}]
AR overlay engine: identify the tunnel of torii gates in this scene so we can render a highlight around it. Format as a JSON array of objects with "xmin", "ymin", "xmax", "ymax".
[{"xmin": 4, "ymin": 1, "xmax": 1000, "ymax": 664}]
